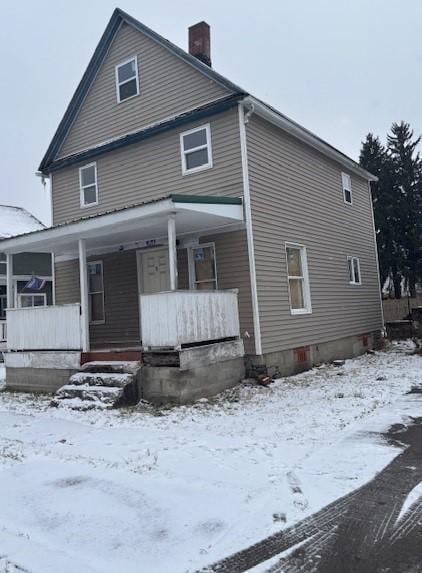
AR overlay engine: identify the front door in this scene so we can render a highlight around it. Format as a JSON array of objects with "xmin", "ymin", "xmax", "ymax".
[{"xmin": 138, "ymin": 248, "xmax": 170, "ymax": 294}]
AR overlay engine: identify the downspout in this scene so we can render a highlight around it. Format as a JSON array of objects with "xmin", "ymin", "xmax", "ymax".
[{"xmin": 238, "ymin": 101, "xmax": 263, "ymax": 356}]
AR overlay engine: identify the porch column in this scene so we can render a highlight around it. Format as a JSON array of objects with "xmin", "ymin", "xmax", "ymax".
[
  {"xmin": 168, "ymin": 214, "xmax": 178, "ymax": 291},
  {"xmin": 78, "ymin": 239, "xmax": 90, "ymax": 352},
  {"xmin": 6, "ymin": 253, "xmax": 14, "ymax": 309}
]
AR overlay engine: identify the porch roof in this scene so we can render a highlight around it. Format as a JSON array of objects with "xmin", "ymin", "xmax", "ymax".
[{"xmin": 0, "ymin": 194, "xmax": 244, "ymax": 257}]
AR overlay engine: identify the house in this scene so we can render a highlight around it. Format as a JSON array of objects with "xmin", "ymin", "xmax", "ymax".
[
  {"xmin": 0, "ymin": 9, "xmax": 383, "ymax": 403},
  {"xmin": 0, "ymin": 205, "xmax": 53, "ymax": 347}
]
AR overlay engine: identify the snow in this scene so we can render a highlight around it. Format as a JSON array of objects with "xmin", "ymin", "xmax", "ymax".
[
  {"xmin": 0, "ymin": 342, "xmax": 420, "ymax": 572},
  {"xmin": 0, "ymin": 205, "xmax": 44, "ymax": 240},
  {"xmin": 396, "ymin": 481, "xmax": 422, "ymax": 523}
]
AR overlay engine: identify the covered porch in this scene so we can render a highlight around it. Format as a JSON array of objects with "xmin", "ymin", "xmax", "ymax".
[{"xmin": 2, "ymin": 195, "xmax": 246, "ymax": 356}]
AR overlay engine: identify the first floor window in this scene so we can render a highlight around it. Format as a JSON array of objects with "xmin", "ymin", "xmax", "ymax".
[
  {"xmin": 348, "ymin": 257, "xmax": 361, "ymax": 285},
  {"xmin": 0, "ymin": 293, "xmax": 7, "ymax": 318},
  {"xmin": 180, "ymin": 124, "xmax": 212, "ymax": 174},
  {"xmin": 88, "ymin": 261, "xmax": 105, "ymax": 323},
  {"xmin": 342, "ymin": 172, "xmax": 352, "ymax": 204},
  {"xmin": 189, "ymin": 244, "xmax": 217, "ymax": 290},
  {"xmin": 18, "ymin": 293, "xmax": 46, "ymax": 308},
  {"xmin": 0, "ymin": 253, "xmax": 6, "ymax": 276},
  {"xmin": 79, "ymin": 163, "xmax": 98, "ymax": 207},
  {"xmin": 286, "ymin": 244, "xmax": 312, "ymax": 314}
]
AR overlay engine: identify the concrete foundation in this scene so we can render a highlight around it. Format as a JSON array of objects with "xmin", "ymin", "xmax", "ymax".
[
  {"xmin": 141, "ymin": 340, "xmax": 245, "ymax": 404},
  {"xmin": 4, "ymin": 351, "xmax": 81, "ymax": 393},
  {"xmin": 246, "ymin": 330, "xmax": 383, "ymax": 378}
]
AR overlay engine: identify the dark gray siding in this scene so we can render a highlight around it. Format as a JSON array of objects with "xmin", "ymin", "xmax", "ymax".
[
  {"xmin": 52, "ymin": 109, "xmax": 243, "ymax": 225},
  {"xmin": 247, "ymin": 115, "xmax": 383, "ymax": 355},
  {"xmin": 58, "ymin": 22, "xmax": 229, "ymax": 158}
]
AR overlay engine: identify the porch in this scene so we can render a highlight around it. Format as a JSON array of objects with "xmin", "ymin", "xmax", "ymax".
[{"xmin": 2, "ymin": 194, "xmax": 247, "ymax": 356}]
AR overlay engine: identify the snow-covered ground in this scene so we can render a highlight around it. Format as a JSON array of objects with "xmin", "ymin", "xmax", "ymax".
[{"xmin": 0, "ymin": 342, "xmax": 421, "ymax": 573}]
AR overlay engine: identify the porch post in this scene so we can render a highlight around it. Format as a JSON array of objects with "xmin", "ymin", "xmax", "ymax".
[
  {"xmin": 78, "ymin": 239, "xmax": 90, "ymax": 352},
  {"xmin": 6, "ymin": 253, "xmax": 14, "ymax": 309},
  {"xmin": 168, "ymin": 214, "xmax": 177, "ymax": 291}
]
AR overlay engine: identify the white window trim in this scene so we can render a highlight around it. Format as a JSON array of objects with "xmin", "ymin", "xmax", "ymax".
[
  {"xmin": 17, "ymin": 292, "xmax": 47, "ymax": 307},
  {"xmin": 87, "ymin": 260, "xmax": 105, "ymax": 325},
  {"xmin": 115, "ymin": 56, "xmax": 140, "ymax": 104},
  {"xmin": 347, "ymin": 256, "xmax": 362, "ymax": 285},
  {"xmin": 187, "ymin": 242, "xmax": 218, "ymax": 290},
  {"xmin": 180, "ymin": 124, "xmax": 213, "ymax": 176},
  {"xmin": 342, "ymin": 172, "xmax": 353, "ymax": 205},
  {"xmin": 285, "ymin": 242, "xmax": 312, "ymax": 315},
  {"xmin": 79, "ymin": 162, "xmax": 99, "ymax": 208}
]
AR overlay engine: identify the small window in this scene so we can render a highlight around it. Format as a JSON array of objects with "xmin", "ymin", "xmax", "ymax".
[
  {"xmin": 79, "ymin": 163, "xmax": 98, "ymax": 207},
  {"xmin": 348, "ymin": 257, "xmax": 361, "ymax": 285},
  {"xmin": 18, "ymin": 293, "xmax": 47, "ymax": 308},
  {"xmin": 88, "ymin": 261, "xmax": 105, "ymax": 323},
  {"xmin": 188, "ymin": 244, "xmax": 217, "ymax": 290},
  {"xmin": 115, "ymin": 56, "xmax": 139, "ymax": 103},
  {"xmin": 342, "ymin": 173, "xmax": 352, "ymax": 204},
  {"xmin": 286, "ymin": 244, "xmax": 312, "ymax": 314},
  {"xmin": 180, "ymin": 124, "xmax": 213, "ymax": 175}
]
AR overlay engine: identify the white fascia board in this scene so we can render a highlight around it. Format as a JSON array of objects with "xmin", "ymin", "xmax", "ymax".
[
  {"xmin": 244, "ymin": 96, "xmax": 378, "ymax": 182},
  {"xmin": 176, "ymin": 202, "xmax": 244, "ymax": 220}
]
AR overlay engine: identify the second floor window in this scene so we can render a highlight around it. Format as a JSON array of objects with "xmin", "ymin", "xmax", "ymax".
[
  {"xmin": 342, "ymin": 172, "xmax": 352, "ymax": 204},
  {"xmin": 79, "ymin": 163, "xmax": 98, "ymax": 207},
  {"xmin": 115, "ymin": 56, "xmax": 139, "ymax": 103},
  {"xmin": 180, "ymin": 124, "xmax": 213, "ymax": 175}
]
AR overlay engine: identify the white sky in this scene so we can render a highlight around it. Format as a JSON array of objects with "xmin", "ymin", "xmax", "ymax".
[{"xmin": 1, "ymin": 0, "xmax": 421, "ymax": 225}]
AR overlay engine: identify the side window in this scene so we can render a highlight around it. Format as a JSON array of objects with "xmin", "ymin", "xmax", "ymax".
[
  {"xmin": 180, "ymin": 124, "xmax": 213, "ymax": 175},
  {"xmin": 79, "ymin": 163, "xmax": 98, "ymax": 207},
  {"xmin": 348, "ymin": 257, "xmax": 361, "ymax": 285},
  {"xmin": 18, "ymin": 293, "xmax": 47, "ymax": 308},
  {"xmin": 285, "ymin": 244, "xmax": 312, "ymax": 314},
  {"xmin": 342, "ymin": 172, "xmax": 352, "ymax": 204},
  {"xmin": 115, "ymin": 57, "xmax": 139, "ymax": 103},
  {"xmin": 88, "ymin": 261, "xmax": 105, "ymax": 323},
  {"xmin": 188, "ymin": 244, "xmax": 217, "ymax": 290}
]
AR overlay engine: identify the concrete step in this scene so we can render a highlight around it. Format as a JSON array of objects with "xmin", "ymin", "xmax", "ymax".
[
  {"xmin": 81, "ymin": 361, "xmax": 141, "ymax": 375},
  {"xmin": 55, "ymin": 384, "xmax": 124, "ymax": 403},
  {"xmin": 69, "ymin": 371, "xmax": 134, "ymax": 388}
]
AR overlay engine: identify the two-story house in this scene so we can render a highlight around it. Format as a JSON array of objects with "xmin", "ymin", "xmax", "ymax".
[
  {"xmin": 0, "ymin": 9, "xmax": 383, "ymax": 402},
  {"xmin": 0, "ymin": 205, "xmax": 53, "ymax": 348}
]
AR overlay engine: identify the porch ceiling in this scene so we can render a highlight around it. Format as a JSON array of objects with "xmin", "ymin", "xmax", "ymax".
[{"xmin": 0, "ymin": 195, "xmax": 244, "ymax": 257}]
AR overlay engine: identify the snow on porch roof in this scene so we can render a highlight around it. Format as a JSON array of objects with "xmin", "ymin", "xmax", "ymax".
[
  {"xmin": 0, "ymin": 194, "xmax": 244, "ymax": 257},
  {"xmin": 0, "ymin": 205, "xmax": 45, "ymax": 240}
]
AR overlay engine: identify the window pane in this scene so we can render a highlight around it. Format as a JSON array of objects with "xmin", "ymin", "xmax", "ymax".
[
  {"xmin": 90, "ymin": 293, "xmax": 104, "ymax": 322},
  {"xmin": 20, "ymin": 295, "xmax": 32, "ymax": 308},
  {"xmin": 117, "ymin": 59, "xmax": 136, "ymax": 83},
  {"xmin": 88, "ymin": 263, "xmax": 103, "ymax": 292},
  {"xmin": 353, "ymin": 259, "xmax": 360, "ymax": 283},
  {"xmin": 81, "ymin": 165, "xmax": 96, "ymax": 187},
  {"xmin": 193, "ymin": 247, "xmax": 215, "ymax": 283},
  {"xmin": 289, "ymin": 278, "xmax": 305, "ymax": 309},
  {"xmin": 0, "ymin": 253, "xmax": 6, "ymax": 261},
  {"xmin": 196, "ymin": 281, "xmax": 216, "ymax": 291},
  {"xmin": 348, "ymin": 259, "xmax": 354, "ymax": 282},
  {"xmin": 83, "ymin": 185, "xmax": 97, "ymax": 205},
  {"xmin": 119, "ymin": 78, "xmax": 138, "ymax": 101},
  {"xmin": 185, "ymin": 148, "xmax": 209, "ymax": 170},
  {"xmin": 0, "ymin": 263, "xmax": 6, "ymax": 275},
  {"xmin": 33, "ymin": 296, "xmax": 45, "ymax": 307},
  {"xmin": 286, "ymin": 247, "xmax": 302, "ymax": 276},
  {"xmin": 183, "ymin": 129, "xmax": 207, "ymax": 151},
  {"xmin": 344, "ymin": 189, "xmax": 352, "ymax": 203},
  {"xmin": 0, "ymin": 295, "xmax": 7, "ymax": 318}
]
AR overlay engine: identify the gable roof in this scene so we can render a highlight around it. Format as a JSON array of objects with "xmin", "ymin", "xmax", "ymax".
[
  {"xmin": 0, "ymin": 205, "xmax": 45, "ymax": 240},
  {"xmin": 38, "ymin": 8, "xmax": 376, "ymax": 182},
  {"xmin": 38, "ymin": 8, "xmax": 244, "ymax": 174}
]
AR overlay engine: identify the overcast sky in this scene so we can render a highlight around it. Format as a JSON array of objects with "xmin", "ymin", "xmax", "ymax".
[{"xmin": 1, "ymin": 0, "xmax": 421, "ymax": 225}]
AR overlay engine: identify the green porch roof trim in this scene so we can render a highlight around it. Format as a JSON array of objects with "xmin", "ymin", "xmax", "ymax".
[{"xmin": 170, "ymin": 194, "xmax": 242, "ymax": 205}]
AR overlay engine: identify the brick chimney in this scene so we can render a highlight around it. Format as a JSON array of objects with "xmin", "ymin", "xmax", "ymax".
[{"xmin": 188, "ymin": 21, "xmax": 211, "ymax": 67}]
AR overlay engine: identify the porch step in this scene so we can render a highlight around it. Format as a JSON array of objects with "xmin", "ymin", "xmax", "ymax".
[{"xmin": 52, "ymin": 361, "xmax": 141, "ymax": 410}]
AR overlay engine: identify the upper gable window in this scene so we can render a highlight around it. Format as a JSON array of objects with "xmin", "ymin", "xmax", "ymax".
[
  {"xmin": 342, "ymin": 172, "xmax": 352, "ymax": 204},
  {"xmin": 115, "ymin": 56, "xmax": 139, "ymax": 103},
  {"xmin": 180, "ymin": 124, "xmax": 213, "ymax": 175},
  {"xmin": 79, "ymin": 163, "xmax": 98, "ymax": 207}
]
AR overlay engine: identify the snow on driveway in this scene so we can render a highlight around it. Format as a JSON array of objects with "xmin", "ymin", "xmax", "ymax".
[{"xmin": 0, "ymin": 342, "xmax": 420, "ymax": 573}]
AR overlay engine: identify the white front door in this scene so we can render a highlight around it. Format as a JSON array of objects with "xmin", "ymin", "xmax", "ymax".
[{"xmin": 138, "ymin": 248, "xmax": 170, "ymax": 294}]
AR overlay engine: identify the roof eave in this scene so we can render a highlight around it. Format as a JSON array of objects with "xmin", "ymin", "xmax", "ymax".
[{"xmin": 243, "ymin": 96, "xmax": 378, "ymax": 182}]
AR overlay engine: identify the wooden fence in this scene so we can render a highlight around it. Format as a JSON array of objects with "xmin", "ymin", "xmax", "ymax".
[{"xmin": 382, "ymin": 296, "xmax": 422, "ymax": 322}]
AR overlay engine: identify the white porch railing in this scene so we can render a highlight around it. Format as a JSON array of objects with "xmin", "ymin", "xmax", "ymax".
[
  {"xmin": 140, "ymin": 290, "xmax": 240, "ymax": 349},
  {"xmin": 6, "ymin": 304, "xmax": 82, "ymax": 351},
  {"xmin": 0, "ymin": 320, "xmax": 6, "ymax": 342}
]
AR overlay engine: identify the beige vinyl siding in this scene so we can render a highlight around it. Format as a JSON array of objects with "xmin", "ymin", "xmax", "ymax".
[
  {"xmin": 59, "ymin": 22, "xmax": 229, "ymax": 158},
  {"xmin": 201, "ymin": 230, "xmax": 254, "ymax": 355},
  {"xmin": 55, "ymin": 260, "xmax": 80, "ymax": 304},
  {"xmin": 247, "ymin": 115, "xmax": 382, "ymax": 355},
  {"xmin": 52, "ymin": 109, "xmax": 242, "ymax": 225}
]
